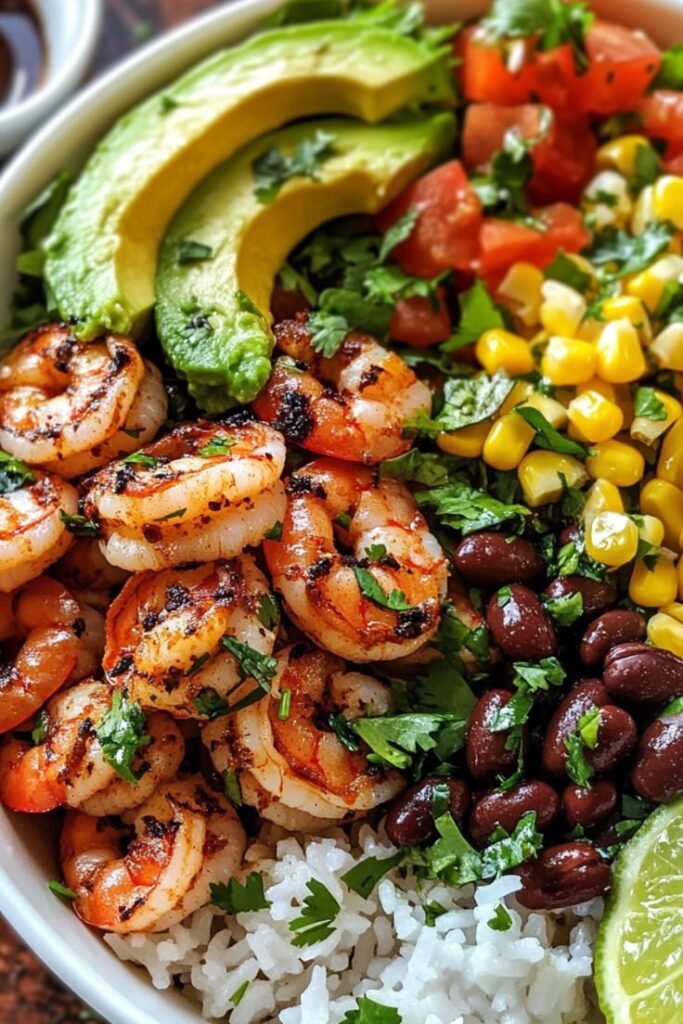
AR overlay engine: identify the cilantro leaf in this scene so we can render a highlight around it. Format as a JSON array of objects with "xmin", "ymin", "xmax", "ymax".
[
  {"xmin": 48, "ymin": 880, "xmax": 76, "ymax": 900},
  {"xmin": 515, "ymin": 406, "xmax": 594, "ymax": 459},
  {"xmin": 210, "ymin": 872, "xmax": 270, "ymax": 913},
  {"xmin": 193, "ymin": 688, "xmax": 230, "ymax": 719},
  {"xmin": 379, "ymin": 208, "xmax": 419, "ymax": 262},
  {"xmin": 389, "ymin": 657, "xmax": 477, "ymax": 720},
  {"xmin": 341, "ymin": 852, "xmax": 404, "ymax": 898},
  {"xmin": 350, "ymin": 713, "xmax": 467, "ymax": 770},
  {"xmin": 472, "ymin": 112, "xmax": 552, "ymax": 216},
  {"xmin": 256, "ymin": 593, "xmax": 280, "ymax": 630},
  {"xmin": 584, "ymin": 222, "xmax": 674, "ymax": 280},
  {"xmin": 634, "ymin": 386, "xmax": 667, "ymax": 422},
  {"xmin": 197, "ymin": 436, "xmax": 236, "ymax": 457},
  {"xmin": 354, "ymin": 566, "xmax": 413, "ymax": 611},
  {"xmin": 0, "ymin": 449, "xmax": 36, "ymax": 494},
  {"xmin": 252, "ymin": 129, "xmax": 336, "ymax": 203},
  {"xmin": 59, "ymin": 512, "xmax": 101, "ymax": 538},
  {"xmin": 410, "ymin": 372, "xmax": 514, "ymax": 434},
  {"xmin": 95, "ymin": 691, "xmax": 151, "ymax": 786},
  {"xmin": 442, "ymin": 280, "xmax": 507, "ymax": 353},
  {"xmin": 544, "ymin": 591, "xmax": 584, "ymax": 627},
  {"xmin": 663, "ymin": 696, "xmax": 683, "ymax": 717},
  {"xmin": 487, "ymin": 903, "xmax": 513, "ymax": 931},
  {"xmin": 122, "ymin": 451, "xmax": 158, "ymax": 468},
  {"xmin": 379, "ymin": 449, "xmax": 463, "ymax": 487},
  {"xmin": 221, "ymin": 636, "xmax": 277, "ymax": 692},
  {"xmin": 655, "ymin": 43, "xmax": 683, "ymax": 89},
  {"xmin": 307, "ymin": 308, "xmax": 349, "ymax": 357},
  {"xmin": 177, "ymin": 239, "xmax": 213, "ymax": 264},
  {"xmin": 631, "ymin": 144, "xmax": 661, "ymax": 193},
  {"xmin": 278, "ymin": 260, "xmax": 318, "ymax": 305},
  {"xmin": 415, "ymin": 476, "xmax": 529, "ymax": 536},
  {"xmin": 341, "ymin": 995, "xmax": 402, "ymax": 1024},
  {"xmin": 544, "ymin": 251, "xmax": 592, "ymax": 293},
  {"xmin": 223, "ymin": 769, "xmax": 243, "ymax": 806},
  {"xmin": 289, "ymin": 878, "xmax": 340, "ymax": 947},
  {"xmin": 565, "ymin": 706, "xmax": 602, "ymax": 787},
  {"xmin": 483, "ymin": 0, "xmax": 593, "ymax": 72},
  {"xmin": 365, "ymin": 543, "xmax": 387, "ymax": 562},
  {"xmin": 481, "ymin": 811, "xmax": 544, "ymax": 877}
]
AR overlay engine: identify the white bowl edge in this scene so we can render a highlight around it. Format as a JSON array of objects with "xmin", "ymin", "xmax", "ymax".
[{"xmin": 0, "ymin": 1, "xmax": 682, "ymax": 1022}]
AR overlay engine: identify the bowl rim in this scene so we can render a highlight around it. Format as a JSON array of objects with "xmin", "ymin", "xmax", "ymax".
[{"xmin": 0, "ymin": 0, "xmax": 103, "ymax": 134}]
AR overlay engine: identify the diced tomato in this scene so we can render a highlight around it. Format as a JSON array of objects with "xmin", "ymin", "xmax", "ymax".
[
  {"xmin": 389, "ymin": 289, "xmax": 452, "ymax": 348},
  {"xmin": 665, "ymin": 152, "xmax": 683, "ymax": 176},
  {"xmin": 377, "ymin": 161, "xmax": 483, "ymax": 279},
  {"xmin": 462, "ymin": 104, "xmax": 596, "ymax": 204},
  {"xmin": 479, "ymin": 203, "xmax": 590, "ymax": 281},
  {"xmin": 640, "ymin": 90, "xmax": 683, "ymax": 159},
  {"xmin": 458, "ymin": 26, "xmax": 576, "ymax": 108},
  {"xmin": 573, "ymin": 20, "xmax": 660, "ymax": 115}
]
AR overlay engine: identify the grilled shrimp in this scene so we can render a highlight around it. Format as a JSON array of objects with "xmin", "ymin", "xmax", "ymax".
[
  {"xmin": 103, "ymin": 556, "xmax": 278, "ymax": 718},
  {"xmin": 204, "ymin": 645, "xmax": 405, "ymax": 831},
  {"xmin": 0, "ymin": 576, "xmax": 104, "ymax": 733},
  {"xmin": 45, "ymin": 361, "xmax": 168, "ymax": 478},
  {"xmin": 0, "ymin": 469, "xmax": 77, "ymax": 591},
  {"xmin": 83, "ymin": 420, "xmax": 286, "ymax": 571},
  {"xmin": 0, "ymin": 679, "xmax": 184, "ymax": 814},
  {"xmin": 252, "ymin": 319, "xmax": 432, "ymax": 464},
  {"xmin": 0, "ymin": 325, "xmax": 144, "ymax": 472},
  {"xmin": 53, "ymin": 539, "xmax": 129, "ymax": 612},
  {"xmin": 264, "ymin": 459, "xmax": 448, "ymax": 662},
  {"xmin": 59, "ymin": 775, "xmax": 246, "ymax": 933}
]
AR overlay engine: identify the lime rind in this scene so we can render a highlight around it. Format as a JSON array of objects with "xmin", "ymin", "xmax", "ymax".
[{"xmin": 595, "ymin": 796, "xmax": 683, "ymax": 1024}]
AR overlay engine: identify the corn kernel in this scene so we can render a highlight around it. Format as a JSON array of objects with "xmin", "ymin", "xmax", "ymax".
[
  {"xmin": 582, "ymin": 170, "xmax": 632, "ymax": 230},
  {"xmin": 650, "ymin": 323, "xmax": 683, "ymax": 371},
  {"xmin": 585, "ymin": 511, "xmax": 639, "ymax": 567},
  {"xmin": 647, "ymin": 611, "xmax": 683, "ymax": 658},
  {"xmin": 631, "ymin": 389, "xmax": 682, "ymax": 446},
  {"xmin": 567, "ymin": 390, "xmax": 624, "ymax": 443},
  {"xmin": 629, "ymin": 556, "xmax": 678, "ymax": 607},
  {"xmin": 597, "ymin": 135, "xmax": 652, "ymax": 176},
  {"xmin": 657, "ymin": 417, "xmax": 683, "ymax": 488},
  {"xmin": 518, "ymin": 451, "xmax": 588, "ymax": 507},
  {"xmin": 576, "ymin": 377, "xmax": 617, "ymax": 402},
  {"xmin": 541, "ymin": 337, "xmax": 596, "ymax": 386},
  {"xmin": 437, "ymin": 421, "xmax": 490, "ymax": 458},
  {"xmin": 631, "ymin": 184, "xmax": 656, "ymax": 236},
  {"xmin": 583, "ymin": 478, "xmax": 624, "ymax": 521},
  {"xmin": 539, "ymin": 281, "xmax": 587, "ymax": 337},
  {"xmin": 653, "ymin": 175, "xmax": 683, "ymax": 229},
  {"xmin": 595, "ymin": 318, "xmax": 646, "ymax": 383},
  {"xmin": 636, "ymin": 514, "xmax": 666, "ymax": 548},
  {"xmin": 602, "ymin": 295, "xmax": 651, "ymax": 340},
  {"xmin": 662, "ymin": 601, "xmax": 683, "ymax": 624},
  {"xmin": 475, "ymin": 329, "xmax": 535, "ymax": 376},
  {"xmin": 482, "ymin": 414, "xmax": 535, "ymax": 471},
  {"xmin": 521, "ymin": 392, "xmax": 568, "ymax": 429},
  {"xmin": 641, "ymin": 478, "xmax": 683, "ymax": 550},
  {"xmin": 498, "ymin": 380, "xmax": 534, "ymax": 416},
  {"xmin": 627, "ymin": 256, "xmax": 683, "ymax": 312},
  {"xmin": 585, "ymin": 438, "xmax": 644, "ymax": 487},
  {"xmin": 497, "ymin": 262, "xmax": 544, "ymax": 327}
]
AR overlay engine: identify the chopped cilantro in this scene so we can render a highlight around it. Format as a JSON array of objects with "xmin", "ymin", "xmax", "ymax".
[
  {"xmin": 565, "ymin": 706, "xmax": 602, "ymax": 787},
  {"xmin": 289, "ymin": 878, "xmax": 340, "ymax": 947},
  {"xmin": 410, "ymin": 372, "xmax": 513, "ymax": 434},
  {"xmin": 655, "ymin": 43, "xmax": 683, "ymax": 89},
  {"xmin": 197, "ymin": 436, "xmax": 236, "ymax": 457},
  {"xmin": 365, "ymin": 543, "xmax": 388, "ymax": 562},
  {"xmin": 256, "ymin": 593, "xmax": 280, "ymax": 630},
  {"xmin": 341, "ymin": 995, "xmax": 402, "ymax": 1024},
  {"xmin": 177, "ymin": 239, "xmax": 213, "ymax": 264},
  {"xmin": 415, "ymin": 477, "xmax": 529, "ymax": 536},
  {"xmin": 341, "ymin": 852, "xmax": 404, "ymax": 898},
  {"xmin": 31, "ymin": 710, "xmax": 49, "ymax": 746},
  {"xmin": 350, "ymin": 712, "xmax": 467, "ymax": 770},
  {"xmin": 379, "ymin": 449, "xmax": 463, "ymax": 487},
  {"xmin": 0, "ymin": 450, "xmax": 36, "ymax": 494},
  {"xmin": 634, "ymin": 386, "xmax": 667, "ymax": 422},
  {"xmin": 278, "ymin": 260, "xmax": 318, "ymax": 305},
  {"xmin": 584, "ymin": 222, "xmax": 674, "ymax": 280},
  {"xmin": 193, "ymin": 688, "xmax": 230, "ymax": 719},
  {"xmin": 472, "ymin": 111, "xmax": 551, "ymax": 217},
  {"xmin": 223, "ymin": 769, "xmax": 243, "ymax": 806},
  {"xmin": 154, "ymin": 507, "xmax": 186, "ymax": 522},
  {"xmin": 663, "ymin": 696, "xmax": 683, "ymax": 717},
  {"xmin": 221, "ymin": 636, "xmax": 277, "ymax": 692},
  {"xmin": 122, "ymin": 451, "xmax": 158, "ymax": 468},
  {"xmin": 264, "ymin": 521, "xmax": 283, "ymax": 541},
  {"xmin": 544, "ymin": 251, "xmax": 592, "ymax": 293},
  {"xmin": 307, "ymin": 308, "xmax": 349, "ymax": 357},
  {"xmin": 354, "ymin": 566, "xmax": 413, "ymax": 611},
  {"xmin": 378, "ymin": 208, "xmax": 420, "ymax": 262},
  {"xmin": 236, "ymin": 289, "xmax": 264, "ymax": 318},
  {"xmin": 210, "ymin": 872, "xmax": 270, "ymax": 913},
  {"xmin": 48, "ymin": 880, "xmax": 76, "ymax": 900},
  {"xmin": 95, "ymin": 691, "xmax": 151, "ymax": 786},
  {"xmin": 252, "ymin": 129, "xmax": 336, "ymax": 203},
  {"xmin": 544, "ymin": 591, "xmax": 584, "ymax": 627},
  {"xmin": 487, "ymin": 902, "xmax": 513, "ymax": 931},
  {"xmin": 631, "ymin": 144, "xmax": 661, "ymax": 193},
  {"xmin": 483, "ymin": 0, "xmax": 593, "ymax": 72},
  {"xmin": 59, "ymin": 511, "xmax": 101, "ymax": 537},
  {"xmin": 442, "ymin": 280, "xmax": 507, "ymax": 353},
  {"xmin": 424, "ymin": 900, "xmax": 448, "ymax": 926},
  {"xmin": 515, "ymin": 406, "xmax": 594, "ymax": 459},
  {"xmin": 230, "ymin": 981, "xmax": 250, "ymax": 1007}
]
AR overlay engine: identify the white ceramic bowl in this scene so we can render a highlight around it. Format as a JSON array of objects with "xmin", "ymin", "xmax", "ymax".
[
  {"xmin": 0, "ymin": 0, "xmax": 103, "ymax": 157},
  {"xmin": 0, "ymin": 1, "xmax": 681, "ymax": 1021}
]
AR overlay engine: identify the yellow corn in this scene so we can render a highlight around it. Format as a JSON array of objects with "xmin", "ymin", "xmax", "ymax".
[
  {"xmin": 640, "ymin": 478, "xmax": 683, "ymax": 550},
  {"xmin": 636, "ymin": 514, "xmax": 666, "ymax": 548},
  {"xmin": 657, "ymin": 418, "xmax": 683, "ymax": 489},
  {"xmin": 585, "ymin": 439, "xmax": 645, "ymax": 487},
  {"xmin": 437, "ymin": 421, "xmax": 490, "ymax": 458},
  {"xmin": 631, "ymin": 184, "xmax": 656, "ymax": 236},
  {"xmin": 585, "ymin": 511, "xmax": 639, "ymax": 567},
  {"xmin": 601, "ymin": 295, "xmax": 651, "ymax": 340},
  {"xmin": 498, "ymin": 380, "xmax": 534, "ymax": 416},
  {"xmin": 517, "ymin": 451, "xmax": 588, "ymax": 507},
  {"xmin": 576, "ymin": 377, "xmax": 617, "ymax": 402},
  {"xmin": 567, "ymin": 390, "xmax": 624, "ymax": 443},
  {"xmin": 541, "ymin": 337, "xmax": 597, "ymax": 386},
  {"xmin": 475, "ymin": 329, "xmax": 535, "ymax": 376},
  {"xmin": 627, "ymin": 255, "xmax": 683, "ymax": 312},
  {"xmin": 650, "ymin": 323, "xmax": 683, "ymax": 371},
  {"xmin": 583, "ymin": 478, "xmax": 624, "ymax": 522},
  {"xmin": 539, "ymin": 281, "xmax": 587, "ymax": 337},
  {"xmin": 597, "ymin": 135, "xmax": 652, "ymax": 175},
  {"xmin": 647, "ymin": 611, "xmax": 683, "ymax": 658},
  {"xmin": 582, "ymin": 170, "xmax": 633, "ymax": 230},
  {"xmin": 522, "ymin": 391, "xmax": 568, "ymax": 429},
  {"xmin": 631, "ymin": 389, "xmax": 682, "ymax": 446},
  {"xmin": 629, "ymin": 556, "xmax": 678, "ymax": 607},
  {"xmin": 653, "ymin": 175, "xmax": 683, "ymax": 229},
  {"xmin": 662, "ymin": 601, "xmax": 683, "ymax": 623},
  {"xmin": 497, "ymin": 262, "xmax": 544, "ymax": 327},
  {"xmin": 595, "ymin": 318, "xmax": 646, "ymax": 383},
  {"xmin": 482, "ymin": 414, "xmax": 535, "ymax": 471}
]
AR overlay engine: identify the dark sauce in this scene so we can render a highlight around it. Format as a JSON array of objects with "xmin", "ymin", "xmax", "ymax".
[{"xmin": 0, "ymin": 0, "xmax": 44, "ymax": 107}]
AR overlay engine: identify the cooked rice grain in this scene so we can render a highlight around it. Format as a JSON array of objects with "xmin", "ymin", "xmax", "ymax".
[{"xmin": 105, "ymin": 824, "xmax": 600, "ymax": 1024}]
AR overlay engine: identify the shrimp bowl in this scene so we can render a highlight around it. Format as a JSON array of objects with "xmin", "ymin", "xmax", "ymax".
[{"xmin": 1, "ymin": 2, "xmax": 683, "ymax": 1024}]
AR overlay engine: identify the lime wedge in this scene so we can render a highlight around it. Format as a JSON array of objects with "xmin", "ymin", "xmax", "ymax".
[{"xmin": 596, "ymin": 796, "xmax": 683, "ymax": 1024}]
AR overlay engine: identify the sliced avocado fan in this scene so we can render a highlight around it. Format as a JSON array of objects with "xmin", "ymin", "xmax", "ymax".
[
  {"xmin": 154, "ymin": 111, "xmax": 456, "ymax": 413},
  {"xmin": 43, "ymin": 21, "xmax": 454, "ymax": 341}
]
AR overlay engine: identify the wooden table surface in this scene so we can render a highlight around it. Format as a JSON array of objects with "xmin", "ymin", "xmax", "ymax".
[{"xmin": 0, "ymin": 5, "xmax": 223, "ymax": 1019}]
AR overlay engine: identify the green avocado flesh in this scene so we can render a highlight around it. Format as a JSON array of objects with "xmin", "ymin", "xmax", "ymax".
[
  {"xmin": 43, "ymin": 21, "xmax": 454, "ymax": 340},
  {"xmin": 154, "ymin": 112, "xmax": 456, "ymax": 412}
]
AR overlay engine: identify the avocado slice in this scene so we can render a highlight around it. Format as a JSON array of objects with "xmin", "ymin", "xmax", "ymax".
[
  {"xmin": 154, "ymin": 112, "xmax": 455, "ymax": 412},
  {"xmin": 44, "ymin": 22, "xmax": 454, "ymax": 341}
]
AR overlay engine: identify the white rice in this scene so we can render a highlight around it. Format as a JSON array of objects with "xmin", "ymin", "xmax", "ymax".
[{"xmin": 105, "ymin": 824, "xmax": 601, "ymax": 1024}]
